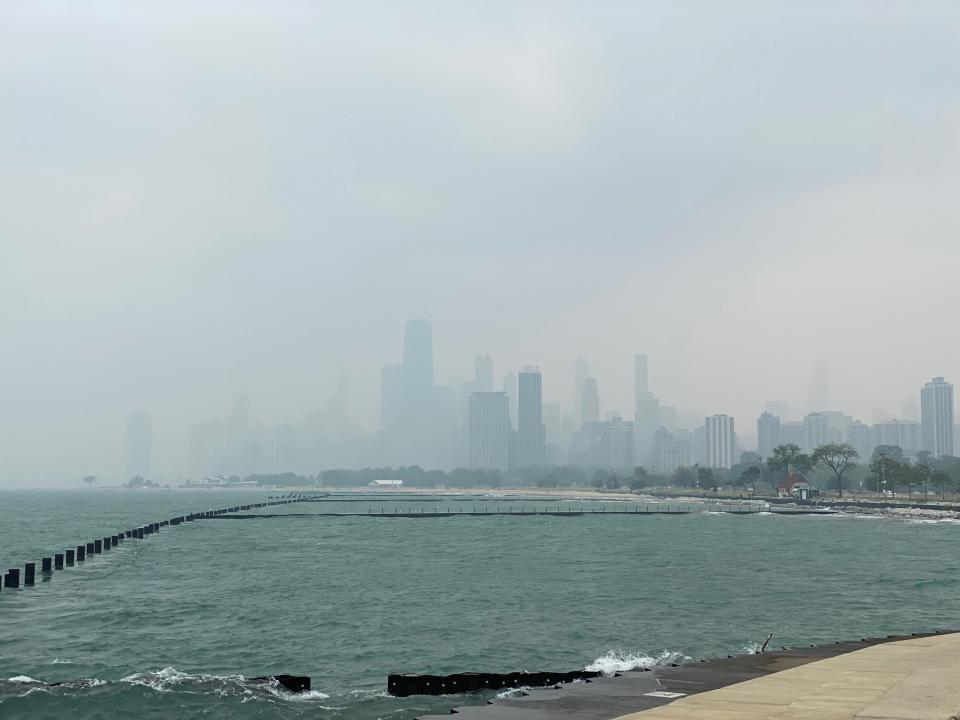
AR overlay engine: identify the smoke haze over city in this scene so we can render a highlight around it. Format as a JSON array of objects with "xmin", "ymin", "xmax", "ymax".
[{"xmin": 2, "ymin": 1, "xmax": 958, "ymax": 485}]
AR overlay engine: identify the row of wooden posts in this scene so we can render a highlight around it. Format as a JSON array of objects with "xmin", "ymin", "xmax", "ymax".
[{"xmin": 1, "ymin": 495, "xmax": 309, "ymax": 591}]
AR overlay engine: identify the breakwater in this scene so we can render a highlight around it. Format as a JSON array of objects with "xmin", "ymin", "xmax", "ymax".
[
  {"xmin": 209, "ymin": 503, "xmax": 833, "ymax": 518},
  {"xmin": 412, "ymin": 631, "xmax": 958, "ymax": 720},
  {"xmin": 1, "ymin": 494, "xmax": 311, "ymax": 592}
]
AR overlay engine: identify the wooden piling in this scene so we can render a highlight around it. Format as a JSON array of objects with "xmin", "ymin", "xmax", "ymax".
[
  {"xmin": 55, "ymin": 553, "xmax": 65, "ymax": 570},
  {"xmin": 42, "ymin": 557, "xmax": 52, "ymax": 574}
]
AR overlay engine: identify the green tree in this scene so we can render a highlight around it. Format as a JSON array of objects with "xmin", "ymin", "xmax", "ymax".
[
  {"xmin": 811, "ymin": 443, "xmax": 859, "ymax": 498},
  {"xmin": 741, "ymin": 464, "xmax": 761, "ymax": 494},
  {"xmin": 672, "ymin": 466, "xmax": 697, "ymax": 488},
  {"xmin": 606, "ymin": 473, "xmax": 621, "ymax": 490},
  {"xmin": 868, "ymin": 456, "xmax": 901, "ymax": 496},
  {"xmin": 932, "ymin": 470, "xmax": 949, "ymax": 500},
  {"xmin": 897, "ymin": 463, "xmax": 920, "ymax": 499},
  {"xmin": 590, "ymin": 470, "xmax": 606, "ymax": 489},
  {"xmin": 767, "ymin": 444, "xmax": 812, "ymax": 478},
  {"xmin": 630, "ymin": 466, "xmax": 649, "ymax": 491},
  {"xmin": 697, "ymin": 466, "xmax": 717, "ymax": 493},
  {"xmin": 915, "ymin": 462, "xmax": 933, "ymax": 500}
]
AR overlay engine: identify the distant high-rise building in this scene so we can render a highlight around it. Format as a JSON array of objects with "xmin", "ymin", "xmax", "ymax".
[
  {"xmin": 757, "ymin": 411, "xmax": 781, "ymax": 459},
  {"xmin": 502, "ymin": 371, "xmax": 518, "ymax": 426},
  {"xmin": 846, "ymin": 421, "xmax": 874, "ymax": 460},
  {"xmin": 874, "ymin": 419, "xmax": 922, "ymax": 455},
  {"xmin": 693, "ymin": 426, "xmax": 707, "ymax": 466},
  {"xmin": 125, "ymin": 412, "xmax": 153, "ymax": 479},
  {"xmin": 634, "ymin": 353, "xmax": 660, "ymax": 466},
  {"xmin": 581, "ymin": 377, "xmax": 600, "ymax": 424},
  {"xmin": 517, "ymin": 367, "xmax": 545, "ymax": 467},
  {"xmin": 954, "ymin": 425, "xmax": 960, "ymax": 456},
  {"xmin": 474, "ymin": 354, "xmax": 493, "ymax": 392},
  {"xmin": 605, "ymin": 417, "xmax": 634, "ymax": 470},
  {"xmin": 921, "ymin": 377, "xmax": 954, "ymax": 458},
  {"xmin": 780, "ymin": 421, "xmax": 806, "ymax": 448},
  {"xmin": 804, "ymin": 412, "xmax": 828, "ymax": 452},
  {"xmin": 764, "ymin": 401, "xmax": 790, "ymax": 422},
  {"xmin": 705, "ymin": 415, "xmax": 735, "ymax": 469},
  {"xmin": 658, "ymin": 406, "xmax": 679, "ymax": 430},
  {"xmin": 402, "ymin": 319, "xmax": 434, "ymax": 390},
  {"xmin": 542, "ymin": 402, "xmax": 563, "ymax": 448},
  {"xmin": 468, "ymin": 392, "xmax": 510, "ymax": 472},
  {"xmin": 379, "ymin": 319, "xmax": 458, "ymax": 469},
  {"xmin": 570, "ymin": 418, "xmax": 634, "ymax": 470},
  {"xmin": 654, "ymin": 427, "xmax": 692, "ymax": 474},
  {"xmin": 574, "ymin": 357, "xmax": 589, "ymax": 424}
]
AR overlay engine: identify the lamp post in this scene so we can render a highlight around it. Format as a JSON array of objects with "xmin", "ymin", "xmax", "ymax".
[{"xmin": 878, "ymin": 451, "xmax": 886, "ymax": 497}]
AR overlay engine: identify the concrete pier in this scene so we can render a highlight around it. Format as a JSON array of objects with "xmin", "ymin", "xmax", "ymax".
[
  {"xmin": 414, "ymin": 632, "xmax": 959, "ymax": 720},
  {"xmin": 614, "ymin": 632, "xmax": 960, "ymax": 720}
]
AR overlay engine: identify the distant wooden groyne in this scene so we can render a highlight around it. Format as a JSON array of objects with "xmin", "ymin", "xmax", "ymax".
[
  {"xmin": 1, "ymin": 493, "xmax": 314, "ymax": 591},
  {"xmin": 210, "ymin": 503, "xmax": 834, "ymax": 519}
]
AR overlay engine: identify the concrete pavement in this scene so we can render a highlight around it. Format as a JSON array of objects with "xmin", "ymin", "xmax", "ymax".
[{"xmin": 613, "ymin": 632, "xmax": 960, "ymax": 720}]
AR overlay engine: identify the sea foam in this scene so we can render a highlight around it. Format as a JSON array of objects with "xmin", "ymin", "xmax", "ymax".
[{"xmin": 585, "ymin": 649, "xmax": 690, "ymax": 675}]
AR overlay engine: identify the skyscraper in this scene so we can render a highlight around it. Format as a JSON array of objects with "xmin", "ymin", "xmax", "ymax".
[
  {"xmin": 380, "ymin": 319, "xmax": 453, "ymax": 468},
  {"xmin": 804, "ymin": 412, "xmax": 829, "ymax": 453},
  {"xmin": 502, "ymin": 371, "xmax": 517, "ymax": 426},
  {"xmin": 574, "ymin": 357, "xmax": 588, "ymax": 424},
  {"xmin": 921, "ymin": 377, "xmax": 954, "ymax": 458},
  {"xmin": 634, "ymin": 353, "xmax": 660, "ymax": 467},
  {"xmin": 874, "ymin": 419, "xmax": 922, "ymax": 455},
  {"xmin": 846, "ymin": 421, "xmax": 874, "ymax": 460},
  {"xmin": 781, "ymin": 421, "xmax": 806, "ymax": 448},
  {"xmin": 517, "ymin": 367, "xmax": 545, "ymax": 467},
  {"xmin": 402, "ymin": 319, "xmax": 434, "ymax": 391},
  {"xmin": 705, "ymin": 415, "xmax": 735, "ymax": 469},
  {"xmin": 474, "ymin": 354, "xmax": 493, "ymax": 392},
  {"xmin": 605, "ymin": 417, "xmax": 635, "ymax": 470},
  {"xmin": 757, "ymin": 411, "xmax": 781, "ymax": 459},
  {"xmin": 125, "ymin": 412, "xmax": 153, "ymax": 479},
  {"xmin": 468, "ymin": 392, "xmax": 510, "ymax": 472},
  {"xmin": 581, "ymin": 377, "xmax": 600, "ymax": 424}
]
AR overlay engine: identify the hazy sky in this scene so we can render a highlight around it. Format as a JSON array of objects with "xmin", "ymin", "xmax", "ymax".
[{"xmin": 2, "ymin": 1, "xmax": 958, "ymax": 484}]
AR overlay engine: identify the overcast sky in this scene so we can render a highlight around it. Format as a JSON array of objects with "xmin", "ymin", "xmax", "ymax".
[{"xmin": 2, "ymin": 1, "xmax": 958, "ymax": 485}]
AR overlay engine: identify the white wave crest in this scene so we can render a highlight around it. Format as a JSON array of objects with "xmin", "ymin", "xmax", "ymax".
[
  {"xmin": 495, "ymin": 687, "xmax": 529, "ymax": 699},
  {"xmin": 8, "ymin": 675, "xmax": 41, "ymax": 683},
  {"xmin": 261, "ymin": 683, "xmax": 331, "ymax": 702},
  {"xmin": 741, "ymin": 641, "xmax": 762, "ymax": 654},
  {"xmin": 585, "ymin": 649, "xmax": 690, "ymax": 675}
]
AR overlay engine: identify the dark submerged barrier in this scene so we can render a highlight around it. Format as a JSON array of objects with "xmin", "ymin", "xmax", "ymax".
[
  {"xmin": 388, "ymin": 669, "xmax": 602, "ymax": 697},
  {"xmin": 0, "ymin": 494, "xmax": 313, "ymax": 595}
]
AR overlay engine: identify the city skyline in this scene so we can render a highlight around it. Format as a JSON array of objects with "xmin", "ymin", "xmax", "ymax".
[
  {"xmin": 10, "ymin": 316, "xmax": 956, "ymax": 486},
  {"xmin": 3, "ymin": 2, "xmax": 959, "ymax": 485}
]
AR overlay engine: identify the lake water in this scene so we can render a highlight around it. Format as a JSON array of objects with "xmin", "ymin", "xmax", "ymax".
[{"xmin": 1, "ymin": 489, "xmax": 958, "ymax": 719}]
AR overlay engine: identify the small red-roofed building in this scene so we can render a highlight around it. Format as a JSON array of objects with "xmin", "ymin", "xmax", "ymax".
[{"xmin": 777, "ymin": 473, "xmax": 815, "ymax": 500}]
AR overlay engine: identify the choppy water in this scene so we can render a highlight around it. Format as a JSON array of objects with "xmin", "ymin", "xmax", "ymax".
[{"xmin": 1, "ymin": 489, "xmax": 958, "ymax": 719}]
